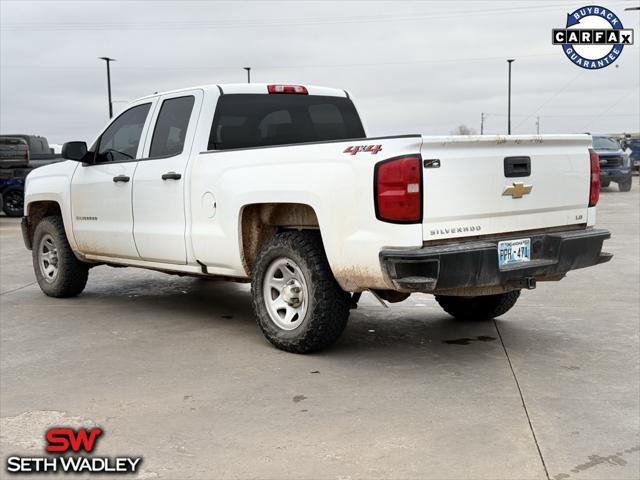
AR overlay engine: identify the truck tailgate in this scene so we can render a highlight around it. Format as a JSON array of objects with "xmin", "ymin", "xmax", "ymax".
[{"xmin": 421, "ymin": 135, "xmax": 591, "ymax": 241}]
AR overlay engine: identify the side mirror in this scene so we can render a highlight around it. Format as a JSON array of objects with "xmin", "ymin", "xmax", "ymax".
[{"xmin": 61, "ymin": 141, "xmax": 88, "ymax": 162}]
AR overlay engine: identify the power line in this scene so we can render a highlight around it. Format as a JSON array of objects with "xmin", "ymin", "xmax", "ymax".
[
  {"xmin": 480, "ymin": 110, "xmax": 639, "ymax": 135},
  {"xmin": 582, "ymin": 85, "xmax": 640, "ymax": 131},
  {"xmin": 2, "ymin": 52, "xmax": 558, "ymax": 71},
  {"xmin": 1, "ymin": 2, "xmax": 627, "ymax": 31},
  {"xmin": 513, "ymin": 71, "xmax": 584, "ymax": 130},
  {"xmin": 484, "ymin": 113, "xmax": 639, "ymax": 118}
]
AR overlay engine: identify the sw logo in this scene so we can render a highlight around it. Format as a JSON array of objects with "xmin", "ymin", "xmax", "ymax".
[
  {"xmin": 343, "ymin": 144, "xmax": 383, "ymax": 155},
  {"xmin": 6, "ymin": 427, "xmax": 142, "ymax": 475},
  {"xmin": 46, "ymin": 427, "xmax": 103, "ymax": 453}
]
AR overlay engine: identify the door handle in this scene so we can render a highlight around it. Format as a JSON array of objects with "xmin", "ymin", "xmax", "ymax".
[
  {"xmin": 113, "ymin": 175, "xmax": 130, "ymax": 183},
  {"xmin": 162, "ymin": 172, "xmax": 182, "ymax": 180}
]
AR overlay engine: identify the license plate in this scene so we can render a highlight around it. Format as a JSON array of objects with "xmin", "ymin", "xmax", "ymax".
[{"xmin": 498, "ymin": 238, "xmax": 531, "ymax": 266}]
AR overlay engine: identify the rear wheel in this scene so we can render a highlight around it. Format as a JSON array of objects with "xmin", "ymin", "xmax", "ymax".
[
  {"xmin": 251, "ymin": 231, "xmax": 350, "ymax": 353},
  {"xmin": 600, "ymin": 179, "xmax": 610, "ymax": 188},
  {"xmin": 435, "ymin": 290, "xmax": 521, "ymax": 321},
  {"xmin": 32, "ymin": 216, "xmax": 89, "ymax": 297},
  {"xmin": 2, "ymin": 187, "xmax": 24, "ymax": 217},
  {"xmin": 619, "ymin": 178, "xmax": 632, "ymax": 192}
]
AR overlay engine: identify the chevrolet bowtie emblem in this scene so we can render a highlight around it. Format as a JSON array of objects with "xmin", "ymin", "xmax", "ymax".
[{"xmin": 503, "ymin": 182, "xmax": 533, "ymax": 198}]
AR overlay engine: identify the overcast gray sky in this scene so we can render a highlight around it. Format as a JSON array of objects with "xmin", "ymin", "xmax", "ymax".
[{"xmin": 1, "ymin": 0, "xmax": 639, "ymax": 144}]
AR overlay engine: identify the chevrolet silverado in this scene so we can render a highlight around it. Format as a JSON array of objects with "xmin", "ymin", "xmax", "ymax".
[{"xmin": 21, "ymin": 83, "xmax": 612, "ymax": 352}]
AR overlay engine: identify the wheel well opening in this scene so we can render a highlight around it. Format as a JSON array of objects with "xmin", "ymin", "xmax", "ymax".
[
  {"xmin": 240, "ymin": 203, "xmax": 319, "ymax": 274},
  {"xmin": 25, "ymin": 201, "xmax": 62, "ymax": 246}
]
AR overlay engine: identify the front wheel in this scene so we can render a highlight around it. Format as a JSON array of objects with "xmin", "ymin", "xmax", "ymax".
[
  {"xmin": 435, "ymin": 290, "xmax": 521, "ymax": 321},
  {"xmin": 619, "ymin": 178, "xmax": 632, "ymax": 192},
  {"xmin": 32, "ymin": 216, "xmax": 89, "ymax": 297},
  {"xmin": 251, "ymin": 231, "xmax": 350, "ymax": 353},
  {"xmin": 2, "ymin": 186, "xmax": 24, "ymax": 217}
]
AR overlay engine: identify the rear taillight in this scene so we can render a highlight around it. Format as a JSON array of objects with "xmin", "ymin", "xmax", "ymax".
[
  {"xmin": 589, "ymin": 148, "xmax": 600, "ymax": 207},
  {"xmin": 374, "ymin": 155, "xmax": 422, "ymax": 223},
  {"xmin": 267, "ymin": 84, "xmax": 308, "ymax": 94}
]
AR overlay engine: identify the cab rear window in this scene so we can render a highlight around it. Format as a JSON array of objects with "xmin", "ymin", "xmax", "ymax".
[{"xmin": 208, "ymin": 94, "xmax": 365, "ymax": 150}]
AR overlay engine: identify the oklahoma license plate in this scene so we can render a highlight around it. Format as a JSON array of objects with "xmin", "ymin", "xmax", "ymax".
[{"xmin": 498, "ymin": 238, "xmax": 531, "ymax": 266}]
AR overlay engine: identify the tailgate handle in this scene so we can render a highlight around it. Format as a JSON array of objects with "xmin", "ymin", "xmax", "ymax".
[{"xmin": 504, "ymin": 156, "xmax": 531, "ymax": 177}]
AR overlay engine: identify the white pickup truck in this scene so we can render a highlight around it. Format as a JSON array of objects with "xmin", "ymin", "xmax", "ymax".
[{"xmin": 22, "ymin": 83, "xmax": 612, "ymax": 353}]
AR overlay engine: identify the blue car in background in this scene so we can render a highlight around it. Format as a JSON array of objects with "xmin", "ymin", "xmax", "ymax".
[
  {"xmin": 0, "ymin": 177, "xmax": 25, "ymax": 217},
  {"xmin": 593, "ymin": 135, "xmax": 633, "ymax": 192},
  {"xmin": 625, "ymin": 138, "xmax": 640, "ymax": 173}
]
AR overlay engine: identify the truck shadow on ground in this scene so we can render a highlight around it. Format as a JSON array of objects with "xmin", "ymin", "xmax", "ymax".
[{"xmin": 71, "ymin": 271, "xmax": 575, "ymax": 364}]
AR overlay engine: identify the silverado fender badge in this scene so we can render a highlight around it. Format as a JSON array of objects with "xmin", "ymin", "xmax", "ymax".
[
  {"xmin": 430, "ymin": 225, "xmax": 482, "ymax": 236},
  {"xmin": 503, "ymin": 182, "xmax": 533, "ymax": 199},
  {"xmin": 343, "ymin": 145, "xmax": 382, "ymax": 155}
]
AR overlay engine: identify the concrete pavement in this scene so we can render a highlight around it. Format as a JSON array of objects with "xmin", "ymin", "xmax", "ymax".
[{"xmin": 1, "ymin": 180, "xmax": 638, "ymax": 479}]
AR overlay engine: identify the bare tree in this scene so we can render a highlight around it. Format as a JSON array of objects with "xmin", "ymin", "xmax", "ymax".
[{"xmin": 451, "ymin": 125, "xmax": 477, "ymax": 135}]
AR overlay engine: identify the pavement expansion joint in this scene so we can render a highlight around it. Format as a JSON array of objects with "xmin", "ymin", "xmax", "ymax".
[
  {"xmin": 1, "ymin": 281, "xmax": 36, "ymax": 296},
  {"xmin": 494, "ymin": 318, "xmax": 551, "ymax": 480}
]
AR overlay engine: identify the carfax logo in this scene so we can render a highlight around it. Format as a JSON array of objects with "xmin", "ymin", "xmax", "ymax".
[
  {"xmin": 6, "ymin": 427, "xmax": 142, "ymax": 474},
  {"xmin": 552, "ymin": 5, "xmax": 634, "ymax": 69}
]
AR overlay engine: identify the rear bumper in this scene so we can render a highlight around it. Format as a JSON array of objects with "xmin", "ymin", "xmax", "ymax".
[{"xmin": 380, "ymin": 228, "xmax": 612, "ymax": 294}]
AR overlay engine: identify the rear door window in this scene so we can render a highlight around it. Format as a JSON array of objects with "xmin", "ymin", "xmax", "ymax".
[
  {"xmin": 149, "ymin": 96, "xmax": 195, "ymax": 158},
  {"xmin": 209, "ymin": 94, "xmax": 365, "ymax": 150}
]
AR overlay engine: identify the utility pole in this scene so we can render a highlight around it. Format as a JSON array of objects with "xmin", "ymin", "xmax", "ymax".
[
  {"xmin": 243, "ymin": 67, "xmax": 251, "ymax": 83},
  {"xmin": 507, "ymin": 59, "xmax": 515, "ymax": 134},
  {"xmin": 99, "ymin": 57, "xmax": 115, "ymax": 119},
  {"xmin": 480, "ymin": 112, "xmax": 485, "ymax": 135},
  {"xmin": 536, "ymin": 116, "xmax": 540, "ymax": 134}
]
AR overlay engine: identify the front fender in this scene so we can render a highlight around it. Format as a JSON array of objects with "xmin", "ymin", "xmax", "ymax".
[{"xmin": 24, "ymin": 161, "xmax": 79, "ymax": 250}]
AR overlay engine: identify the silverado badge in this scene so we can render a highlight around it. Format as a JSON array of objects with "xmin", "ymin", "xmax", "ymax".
[{"xmin": 503, "ymin": 182, "xmax": 532, "ymax": 199}]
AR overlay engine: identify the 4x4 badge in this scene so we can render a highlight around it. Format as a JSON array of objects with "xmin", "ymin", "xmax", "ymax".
[
  {"xmin": 503, "ymin": 182, "xmax": 532, "ymax": 199},
  {"xmin": 343, "ymin": 145, "xmax": 382, "ymax": 155}
]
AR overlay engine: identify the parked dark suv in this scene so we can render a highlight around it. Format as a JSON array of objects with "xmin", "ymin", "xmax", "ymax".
[
  {"xmin": 0, "ymin": 134, "xmax": 60, "ymax": 217},
  {"xmin": 593, "ymin": 135, "xmax": 632, "ymax": 192}
]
